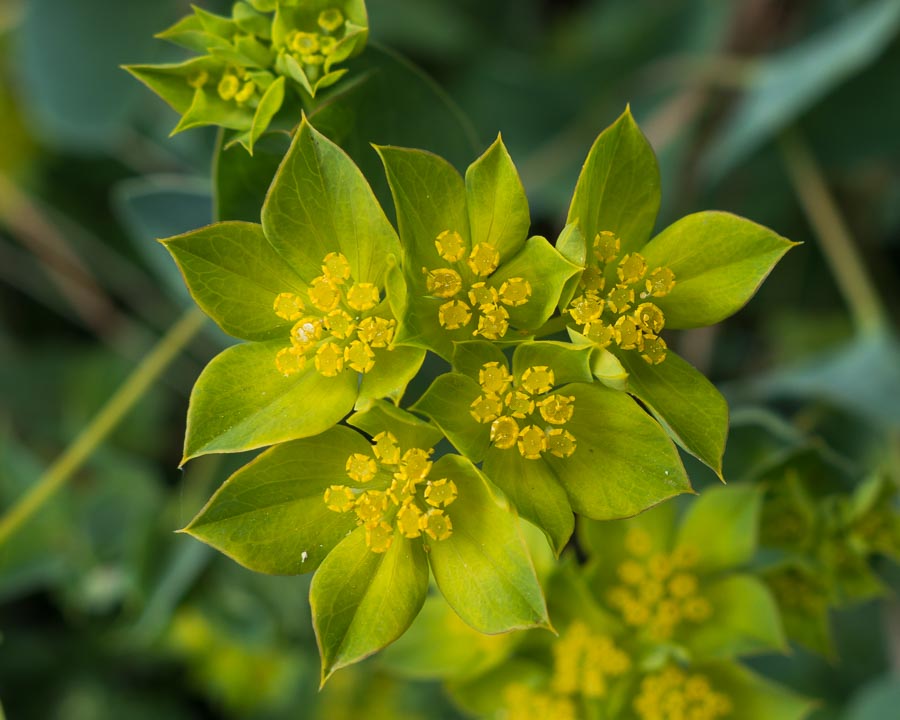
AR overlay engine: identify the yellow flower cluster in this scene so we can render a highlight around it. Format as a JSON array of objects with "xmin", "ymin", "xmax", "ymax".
[
  {"xmin": 552, "ymin": 621, "xmax": 631, "ymax": 699},
  {"xmin": 502, "ymin": 685, "xmax": 576, "ymax": 720},
  {"xmin": 283, "ymin": 9, "xmax": 346, "ymax": 77},
  {"xmin": 567, "ymin": 230, "xmax": 675, "ymax": 364},
  {"xmin": 634, "ymin": 666, "xmax": 732, "ymax": 720},
  {"xmin": 272, "ymin": 252, "xmax": 395, "ymax": 378},
  {"xmin": 426, "ymin": 230, "xmax": 532, "ymax": 340},
  {"xmin": 322, "ymin": 432, "xmax": 457, "ymax": 553},
  {"xmin": 469, "ymin": 362, "xmax": 577, "ymax": 460},
  {"xmin": 500, "ymin": 622, "xmax": 630, "ymax": 719},
  {"xmin": 187, "ymin": 65, "xmax": 261, "ymax": 107},
  {"xmin": 184, "ymin": 8, "xmax": 347, "ymax": 96},
  {"xmin": 606, "ymin": 528, "xmax": 711, "ymax": 640}
]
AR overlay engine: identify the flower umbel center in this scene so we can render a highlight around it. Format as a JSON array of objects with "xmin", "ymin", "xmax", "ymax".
[
  {"xmin": 322, "ymin": 432, "xmax": 457, "ymax": 553},
  {"xmin": 605, "ymin": 528, "xmax": 712, "ymax": 640},
  {"xmin": 272, "ymin": 252, "xmax": 396, "ymax": 378},
  {"xmin": 634, "ymin": 666, "xmax": 733, "ymax": 720},
  {"xmin": 566, "ymin": 230, "xmax": 676, "ymax": 365},
  {"xmin": 425, "ymin": 230, "xmax": 533, "ymax": 341},
  {"xmin": 470, "ymin": 362, "xmax": 577, "ymax": 460},
  {"xmin": 282, "ymin": 8, "xmax": 346, "ymax": 79},
  {"xmin": 551, "ymin": 621, "xmax": 631, "ymax": 699},
  {"xmin": 499, "ymin": 621, "xmax": 629, "ymax": 720}
]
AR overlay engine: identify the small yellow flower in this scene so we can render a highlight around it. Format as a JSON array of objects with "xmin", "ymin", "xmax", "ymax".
[
  {"xmin": 467, "ymin": 242, "xmax": 500, "ymax": 276},
  {"xmin": 318, "ymin": 8, "xmax": 345, "ymax": 34}
]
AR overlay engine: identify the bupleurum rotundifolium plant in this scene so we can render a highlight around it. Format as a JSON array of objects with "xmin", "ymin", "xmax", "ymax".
[
  {"xmin": 397, "ymin": 484, "xmax": 811, "ymax": 720},
  {"xmin": 159, "ymin": 104, "xmax": 795, "ymax": 681},
  {"xmin": 126, "ymin": 0, "xmax": 368, "ymax": 152}
]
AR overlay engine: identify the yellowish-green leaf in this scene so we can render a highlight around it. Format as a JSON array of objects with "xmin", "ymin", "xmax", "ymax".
[
  {"xmin": 181, "ymin": 426, "xmax": 367, "ymax": 574},
  {"xmin": 311, "ymin": 527, "xmax": 429, "ymax": 684},
  {"xmin": 566, "ymin": 106, "xmax": 660, "ymax": 257},
  {"xmin": 619, "ymin": 348, "xmax": 728, "ymax": 478},
  {"xmin": 465, "ymin": 134, "xmax": 530, "ymax": 262},
  {"xmin": 184, "ymin": 339, "xmax": 358, "ymax": 460},
  {"xmin": 161, "ymin": 221, "xmax": 305, "ymax": 341},
  {"xmin": 641, "ymin": 211, "xmax": 797, "ymax": 329},
  {"xmin": 426, "ymin": 455, "xmax": 550, "ymax": 634},
  {"xmin": 262, "ymin": 118, "xmax": 400, "ymax": 284}
]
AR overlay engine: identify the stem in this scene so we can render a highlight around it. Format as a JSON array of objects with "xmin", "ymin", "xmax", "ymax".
[
  {"xmin": 778, "ymin": 128, "xmax": 888, "ymax": 335},
  {"xmin": 0, "ymin": 308, "xmax": 206, "ymax": 549}
]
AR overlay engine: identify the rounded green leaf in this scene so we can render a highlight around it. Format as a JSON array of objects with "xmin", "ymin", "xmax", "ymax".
[
  {"xmin": 376, "ymin": 144, "xmax": 470, "ymax": 275},
  {"xmin": 426, "ymin": 455, "xmax": 550, "ymax": 634},
  {"xmin": 684, "ymin": 574, "xmax": 787, "ymax": 660},
  {"xmin": 618, "ymin": 348, "xmax": 728, "ymax": 478},
  {"xmin": 641, "ymin": 211, "xmax": 797, "ymax": 329},
  {"xmin": 566, "ymin": 106, "xmax": 661, "ymax": 257},
  {"xmin": 482, "ymin": 445, "xmax": 574, "ymax": 556},
  {"xmin": 262, "ymin": 118, "xmax": 401, "ymax": 284},
  {"xmin": 25, "ymin": 0, "xmax": 177, "ymax": 149},
  {"xmin": 184, "ymin": 339, "xmax": 358, "ymax": 460},
  {"xmin": 161, "ymin": 221, "xmax": 306, "ymax": 341},
  {"xmin": 675, "ymin": 484, "xmax": 763, "ymax": 573},
  {"xmin": 310, "ymin": 526, "xmax": 429, "ymax": 684},
  {"xmin": 549, "ymin": 383, "xmax": 692, "ymax": 519},
  {"xmin": 181, "ymin": 426, "xmax": 368, "ymax": 574},
  {"xmin": 465, "ymin": 134, "xmax": 529, "ymax": 262}
]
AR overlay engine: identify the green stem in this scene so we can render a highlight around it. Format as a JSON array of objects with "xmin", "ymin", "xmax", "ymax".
[
  {"xmin": 0, "ymin": 308, "xmax": 206, "ymax": 549},
  {"xmin": 778, "ymin": 128, "xmax": 888, "ymax": 335}
]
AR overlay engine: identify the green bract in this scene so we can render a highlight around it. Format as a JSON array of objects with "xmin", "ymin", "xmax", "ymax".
[
  {"xmin": 377, "ymin": 137, "xmax": 582, "ymax": 361},
  {"xmin": 414, "ymin": 340, "xmax": 692, "ymax": 554},
  {"xmin": 183, "ymin": 402, "xmax": 549, "ymax": 683},
  {"xmin": 162, "ymin": 118, "xmax": 424, "ymax": 460},
  {"xmin": 558, "ymin": 108, "xmax": 797, "ymax": 479},
  {"xmin": 126, "ymin": 0, "xmax": 368, "ymax": 152}
]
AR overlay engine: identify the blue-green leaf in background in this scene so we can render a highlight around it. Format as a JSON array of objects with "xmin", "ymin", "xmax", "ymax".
[{"xmin": 704, "ymin": 0, "xmax": 900, "ymax": 180}]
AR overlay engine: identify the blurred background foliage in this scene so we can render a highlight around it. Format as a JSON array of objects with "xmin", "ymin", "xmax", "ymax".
[{"xmin": 1, "ymin": 0, "xmax": 899, "ymax": 718}]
